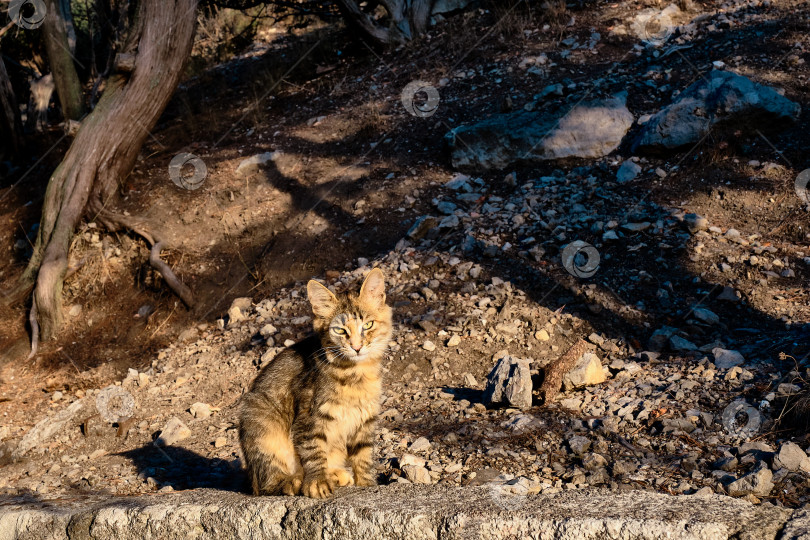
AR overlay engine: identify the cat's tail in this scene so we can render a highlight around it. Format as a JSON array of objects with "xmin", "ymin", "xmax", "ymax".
[{"xmin": 239, "ymin": 396, "xmax": 303, "ymax": 496}]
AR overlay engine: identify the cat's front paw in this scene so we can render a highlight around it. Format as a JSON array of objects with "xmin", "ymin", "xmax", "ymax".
[
  {"xmin": 327, "ymin": 468, "xmax": 355, "ymax": 487},
  {"xmin": 280, "ymin": 472, "xmax": 304, "ymax": 496},
  {"xmin": 303, "ymin": 475, "xmax": 334, "ymax": 499}
]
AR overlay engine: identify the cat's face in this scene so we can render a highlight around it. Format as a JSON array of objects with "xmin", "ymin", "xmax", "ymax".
[{"xmin": 307, "ymin": 268, "xmax": 392, "ymax": 365}]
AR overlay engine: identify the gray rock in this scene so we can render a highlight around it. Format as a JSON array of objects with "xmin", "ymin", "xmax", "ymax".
[
  {"xmin": 567, "ymin": 435, "xmax": 591, "ymax": 456},
  {"xmin": 691, "ymin": 307, "xmax": 719, "ymax": 325},
  {"xmin": 446, "ymin": 96, "xmax": 633, "ymax": 169},
  {"xmin": 633, "ymin": 71, "xmax": 800, "ymax": 152},
  {"xmin": 562, "ymin": 352, "xmax": 606, "ymax": 390},
  {"xmin": 712, "ymin": 348, "xmax": 745, "ymax": 369},
  {"xmin": 727, "ymin": 464, "xmax": 774, "ymax": 497},
  {"xmin": 410, "ymin": 437, "xmax": 432, "ymax": 453},
  {"xmin": 684, "ymin": 213, "xmax": 709, "ymax": 233},
  {"xmin": 773, "ymin": 442, "xmax": 807, "ymax": 472},
  {"xmin": 616, "ymin": 160, "xmax": 642, "ymax": 183},
  {"xmin": 189, "ymin": 402, "xmax": 213, "ymax": 419},
  {"xmin": 235, "ymin": 151, "xmax": 280, "ymax": 178},
  {"xmin": 648, "ymin": 326, "xmax": 678, "ymax": 351},
  {"xmin": 402, "ymin": 465, "xmax": 432, "ymax": 484},
  {"xmin": 484, "ymin": 356, "xmax": 533, "ymax": 410},
  {"xmin": 670, "ymin": 335, "xmax": 698, "ymax": 351},
  {"xmin": 11, "ymin": 399, "xmax": 86, "ymax": 459},
  {"xmin": 408, "ymin": 216, "xmax": 438, "ymax": 240},
  {"xmin": 155, "ymin": 417, "xmax": 191, "ymax": 447},
  {"xmin": 0, "ymin": 485, "xmax": 793, "ymax": 540},
  {"xmin": 227, "ymin": 297, "xmax": 252, "ymax": 325}
]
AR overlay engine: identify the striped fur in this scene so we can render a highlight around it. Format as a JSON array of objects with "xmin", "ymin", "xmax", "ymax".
[{"xmin": 239, "ymin": 268, "xmax": 392, "ymax": 498}]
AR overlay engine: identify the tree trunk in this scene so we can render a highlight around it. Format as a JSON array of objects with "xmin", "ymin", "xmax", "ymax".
[
  {"xmin": 335, "ymin": 0, "xmax": 436, "ymax": 46},
  {"xmin": 23, "ymin": 0, "xmax": 199, "ymax": 341},
  {"xmin": 42, "ymin": 0, "xmax": 85, "ymax": 120},
  {"xmin": 59, "ymin": 0, "xmax": 78, "ymax": 54},
  {"xmin": 0, "ymin": 50, "xmax": 24, "ymax": 163}
]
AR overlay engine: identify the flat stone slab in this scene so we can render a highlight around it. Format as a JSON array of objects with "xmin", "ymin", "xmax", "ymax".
[{"xmin": 0, "ymin": 485, "xmax": 801, "ymax": 540}]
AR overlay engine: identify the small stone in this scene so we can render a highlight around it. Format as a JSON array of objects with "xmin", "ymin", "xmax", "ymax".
[
  {"xmin": 582, "ymin": 453, "xmax": 608, "ymax": 470},
  {"xmin": 407, "ymin": 216, "xmax": 438, "ymax": 240},
  {"xmin": 402, "ymin": 465, "xmax": 432, "ymax": 484},
  {"xmin": 177, "ymin": 327, "xmax": 199, "ymax": 343},
  {"xmin": 189, "ymin": 402, "xmax": 213, "ymax": 419},
  {"xmin": 410, "ymin": 436, "xmax": 432, "ymax": 453},
  {"xmin": 691, "ymin": 307, "xmax": 720, "ymax": 325},
  {"xmin": 51, "ymin": 391, "xmax": 63, "ymax": 402},
  {"xmin": 616, "ymin": 160, "xmax": 642, "ymax": 183},
  {"xmin": 214, "ymin": 437, "xmax": 227, "ymax": 448},
  {"xmin": 669, "ymin": 335, "xmax": 698, "ymax": 351},
  {"xmin": 562, "ymin": 352, "xmax": 606, "ymax": 390},
  {"xmin": 717, "ymin": 286, "xmax": 741, "ymax": 302},
  {"xmin": 155, "ymin": 417, "xmax": 191, "ymax": 446},
  {"xmin": 463, "ymin": 373, "xmax": 478, "ymax": 387},
  {"xmin": 422, "ymin": 340, "xmax": 436, "ymax": 352},
  {"xmin": 68, "ymin": 304, "xmax": 82, "ymax": 317},
  {"xmin": 89, "ymin": 449, "xmax": 107, "ymax": 459},
  {"xmin": 535, "ymin": 329, "xmax": 550, "ymax": 341},
  {"xmin": 567, "ymin": 435, "xmax": 591, "ymax": 456},
  {"xmin": 692, "ymin": 486, "xmax": 714, "ymax": 497},
  {"xmin": 684, "ymin": 213, "xmax": 709, "ymax": 233},
  {"xmin": 227, "ymin": 297, "xmax": 252, "ymax": 325},
  {"xmin": 712, "ymin": 348, "xmax": 745, "ymax": 369},
  {"xmin": 398, "ymin": 454, "xmax": 426, "ymax": 468},
  {"xmin": 774, "ymin": 442, "xmax": 807, "ymax": 471},
  {"xmin": 138, "ymin": 373, "xmax": 150, "ymax": 387},
  {"xmin": 236, "ymin": 151, "xmax": 280, "ymax": 177},
  {"xmin": 560, "ymin": 397, "xmax": 583, "ymax": 411},
  {"xmin": 260, "ymin": 324, "xmax": 278, "ymax": 337},
  {"xmin": 446, "ymin": 335, "xmax": 461, "ymax": 347},
  {"xmin": 727, "ymin": 464, "xmax": 774, "ymax": 497}
]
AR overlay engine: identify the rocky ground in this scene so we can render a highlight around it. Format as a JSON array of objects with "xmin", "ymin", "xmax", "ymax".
[
  {"xmin": 2, "ymin": 163, "xmax": 810, "ymax": 509},
  {"xmin": 1, "ymin": 0, "xmax": 810, "ymax": 518}
]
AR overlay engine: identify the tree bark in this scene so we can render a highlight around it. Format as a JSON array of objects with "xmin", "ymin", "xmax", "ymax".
[
  {"xmin": 0, "ymin": 50, "xmax": 24, "ymax": 162},
  {"xmin": 42, "ymin": 0, "xmax": 85, "ymax": 120},
  {"xmin": 24, "ymin": 0, "xmax": 200, "ymax": 340},
  {"xmin": 538, "ymin": 339, "xmax": 589, "ymax": 404},
  {"xmin": 334, "ymin": 0, "xmax": 436, "ymax": 46}
]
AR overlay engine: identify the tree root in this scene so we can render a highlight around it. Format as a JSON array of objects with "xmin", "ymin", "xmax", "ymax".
[
  {"xmin": 148, "ymin": 241, "xmax": 194, "ymax": 308},
  {"xmin": 26, "ymin": 297, "xmax": 39, "ymax": 361}
]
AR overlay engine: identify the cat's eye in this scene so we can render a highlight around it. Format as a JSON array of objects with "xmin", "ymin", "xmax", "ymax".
[
  {"xmin": 332, "ymin": 327, "xmax": 347, "ymax": 335},
  {"xmin": 363, "ymin": 321, "xmax": 374, "ymax": 330}
]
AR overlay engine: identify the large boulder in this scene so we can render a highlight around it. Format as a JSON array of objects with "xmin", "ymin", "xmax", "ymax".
[
  {"xmin": 445, "ymin": 96, "xmax": 633, "ymax": 169},
  {"xmin": 632, "ymin": 70, "xmax": 800, "ymax": 152}
]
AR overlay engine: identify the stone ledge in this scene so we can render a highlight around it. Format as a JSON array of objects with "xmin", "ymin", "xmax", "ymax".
[{"xmin": 0, "ymin": 485, "xmax": 801, "ymax": 540}]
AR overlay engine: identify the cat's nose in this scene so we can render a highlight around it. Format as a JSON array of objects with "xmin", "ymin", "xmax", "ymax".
[{"xmin": 352, "ymin": 344, "xmax": 362, "ymax": 352}]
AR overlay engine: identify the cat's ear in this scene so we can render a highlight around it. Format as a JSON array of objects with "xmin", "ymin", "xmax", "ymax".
[
  {"xmin": 359, "ymin": 268, "xmax": 386, "ymax": 309},
  {"xmin": 307, "ymin": 280, "xmax": 338, "ymax": 318}
]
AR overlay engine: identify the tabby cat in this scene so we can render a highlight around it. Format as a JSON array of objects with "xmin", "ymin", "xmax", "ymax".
[{"xmin": 239, "ymin": 268, "xmax": 392, "ymax": 498}]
